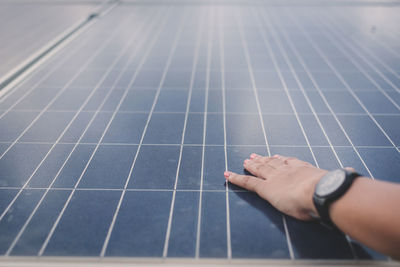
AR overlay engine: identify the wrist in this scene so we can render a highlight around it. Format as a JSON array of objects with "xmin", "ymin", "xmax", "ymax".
[{"xmin": 303, "ymin": 168, "xmax": 328, "ymax": 218}]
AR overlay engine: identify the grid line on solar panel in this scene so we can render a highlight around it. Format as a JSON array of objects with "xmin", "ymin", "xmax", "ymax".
[
  {"xmin": 0, "ymin": 14, "xmax": 132, "ymax": 228},
  {"xmin": 192, "ymin": 7, "xmax": 218, "ymax": 259},
  {"xmin": 284, "ymin": 9, "xmax": 400, "ymax": 155},
  {"xmin": 264, "ymin": 8, "xmax": 375, "ymax": 179},
  {"xmin": 160, "ymin": 6, "xmax": 204, "ymax": 258},
  {"xmin": 258, "ymin": 8, "xmax": 359, "ymax": 257},
  {"xmin": 312, "ymin": 16, "xmax": 400, "ymax": 109},
  {"xmin": 250, "ymin": 7, "xmax": 347, "ymax": 173},
  {"xmin": 2, "ymin": 6, "xmax": 163, "ymax": 258},
  {"xmin": 236, "ymin": 7, "xmax": 296, "ymax": 259},
  {"xmin": 218, "ymin": 8, "xmax": 233, "ymax": 259},
  {"xmin": 37, "ymin": 7, "xmax": 170, "ymax": 257},
  {"xmin": 329, "ymin": 8, "xmax": 400, "ymax": 81},
  {"xmin": 4, "ymin": 8, "xmax": 161, "ymax": 256},
  {"xmin": 322, "ymin": 18, "xmax": 400, "ymax": 94}
]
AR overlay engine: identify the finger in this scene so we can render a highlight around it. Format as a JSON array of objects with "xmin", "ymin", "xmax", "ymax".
[
  {"xmin": 250, "ymin": 155, "xmax": 276, "ymax": 164},
  {"xmin": 224, "ymin": 171, "xmax": 262, "ymax": 193},
  {"xmin": 243, "ymin": 159, "xmax": 274, "ymax": 178},
  {"xmin": 266, "ymin": 158, "xmax": 286, "ymax": 169},
  {"xmin": 250, "ymin": 153, "xmax": 262, "ymax": 160}
]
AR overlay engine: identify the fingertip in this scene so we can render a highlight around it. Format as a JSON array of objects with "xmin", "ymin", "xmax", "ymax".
[
  {"xmin": 224, "ymin": 171, "xmax": 232, "ymax": 179},
  {"xmin": 250, "ymin": 153, "xmax": 260, "ymax": 159}
]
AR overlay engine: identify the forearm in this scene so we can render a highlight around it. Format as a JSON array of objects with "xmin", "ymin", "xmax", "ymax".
[{"xmin": 328, "ymin": 177, "xmax": 400, "ymax": 259}]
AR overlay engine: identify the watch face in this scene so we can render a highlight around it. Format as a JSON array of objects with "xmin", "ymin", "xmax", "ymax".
[{"xmin": 316, "ymin": 169, "xmax": 346, "ymax": 197}]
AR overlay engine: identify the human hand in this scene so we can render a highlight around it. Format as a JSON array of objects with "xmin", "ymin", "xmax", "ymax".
[{"xmin": 224, "ymin": 153, "xmax": 328, "ymax": 221}]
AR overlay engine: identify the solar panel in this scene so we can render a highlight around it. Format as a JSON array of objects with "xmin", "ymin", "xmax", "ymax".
[{"xmin": 0, "ymin": 0, "xmax": 399, "ymax": 264}]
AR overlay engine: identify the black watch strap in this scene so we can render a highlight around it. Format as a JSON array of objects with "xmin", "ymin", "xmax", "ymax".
[{"xmin": 313, "ymin": 169, "xmax": 361, "ymax": 228}]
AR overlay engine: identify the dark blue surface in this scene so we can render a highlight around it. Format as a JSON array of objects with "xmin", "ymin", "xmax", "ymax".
[
  {"xmin": 11, "ymin": 190, "xmax": 71, "ymax": 256},
  {"xmin": 0, "ymin": 190, "xmax": 44, "ymax": 254},
  {"xmin": 167, "ymin": 191, "xmax": 199, "ymax": 257},
  {"xmin": 0, "ymin": 1, "xmax": 398, "ymax": 262},
  {"xmin": 105, "ymin": 191, "xmax": 172, "ymax": 257},
  {"xmin": 230, "ymin": 192, "xmax": 290, "ymax": 258},
  {"xmin": 44, "ymin": 190, "xmax": 120, "ymax": 256}
]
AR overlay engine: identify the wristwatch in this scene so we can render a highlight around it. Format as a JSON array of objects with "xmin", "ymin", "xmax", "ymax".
[{"xmin": 313, "ymin": 169, "xmax": 361, "ymax": 228}]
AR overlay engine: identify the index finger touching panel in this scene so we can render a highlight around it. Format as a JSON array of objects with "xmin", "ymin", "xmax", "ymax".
[{"xmin": 224, "ymin": 171, "xmax": 263, "ymax": 193}]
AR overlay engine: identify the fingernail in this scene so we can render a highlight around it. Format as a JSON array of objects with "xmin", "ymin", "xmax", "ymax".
[
  {"xmin": 244, "ymin": 159, "xmax": 250, "ymax": 165},
  {"xmin": 250, "ymin": 153, "xmax": 257, "ymax": 159},
  {"xmin": 273, "ymin": 154, "xmax": 279, "ymax": 158},
  {"xmin": 224, "ymin": 171, "xmax": 231, "ymax": 179}
]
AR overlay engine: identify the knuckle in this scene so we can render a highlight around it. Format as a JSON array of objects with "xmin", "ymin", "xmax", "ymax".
[{"xmin": 242, "ymin": 176, "xmax": 250, "ymax": 185}]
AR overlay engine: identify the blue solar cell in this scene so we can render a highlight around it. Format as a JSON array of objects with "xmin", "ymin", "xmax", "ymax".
[
  {"xmin": 311, "ymin": 147, "xmax": 341, "ymax": 170},
  {"xmin": 164, "ymin": 71, "xmax": 192, "ymax": 88},
  {"xmin": 199, "ymin": 192, "xmax": 227, "ymax": 258},
  {"xmin": 20, "ymin": 111, "xmax": 75, "ymax": 142},
  {"xmin": 105, "ymin": 191, "xmax": 172, "ymax": 257},
  {"xmin": 102, "ymin": 113, "xmax": 147, "ymax": 143},
  {"xmin": 11, "ymin": 190, "xmax": 71, "ymax": 256},
  {"xmin": 177, "ymin": 146, "xmax": 202, "ymax": 190},
  {"xmin": 155, "ymin": 89, "xmax": 189, "ymax": 112},
  {"xmin": 143, "ymin": 113, "xmax": 185, "ymax": 144},
  {"xmin": 287, "ymin": 217, "xmax": 354, "ymax": 259},
  {"xmin": 60, "ymin": 112, "xmax": 94, "ymax": 143},
  {"xmin": 374, "ymin": 115, "xmax": 400, "ymax": 145},
  {"xmin": 0, "ymin": 190, "xmax": 44, "ymax": 254},
  {"xmin": 288, "ymin": 91, "xmax": 313, "ymax": 113},
  {"xmin": 203, "ymin": 146, "xmax": 226, "ymax": 190},
  {"xmin": 0, "ymin": 111, "xmax": 39, "ymax": 142},
  {"xmin": 337, "ymin": 115, "xmax": 392, "ymax": 146},
  {"xmin": 51, "ymin": 144, "xmax": 96, "ymax": 188},
  {"xmin": 318, "ymin": 115, "xmax": 351, "ymax": 146},
  {"xmin": 226, "ymin": 114, "xmax": 265, "ymax": 145},
  {"xmin": 230, "ymin": 192, "xmax": 290, "ymax": 258},
  {"xmin": 258, "ymin": 91, "xmax": 294, "ymax": 113},
  {"xmin": 358, "ymin": 148, "xmax": 400, "ymax": 183},
  {"xmin": 44, "ymin": 190, "xmax": 120, "ymax": 256},
  {"xmin": 207, "ymin": 90, "xmax": 224, "ymax": 112},
  {"xmin": 27, "ymin": 144, "xmax": 74, "ymax": 188},
  {"xmin": 167, "ymin": 191, "xmax": 199, "ymax": 257},
  {"xmin": 354, "ymin": 91, "xmax": 400, "ymax": 114},
  {"xmin": 297, "ymin": 115, "xmax": 330, "ymax": 146},
  {"xmin": 184, "ymin": 113, "xmax": 204, "ymax": 144},
  {"xmin": 49, "ymin": 89, "xmax": 93, "ymax": 110},
  {"xmin": 226, "ymin": 90, "xmax": 258, "ymax": 113},
  {"xmin": 0, "ymin": 189, "xmax": 18, "ymax": 216},
  {"xmin": 263, "ymin": 114, "xmax": 308, "ymax": 145},
  {"xmin": 14, "ymin": 88, "xmax": 58, "ymax": 110},
  {"xmin": 324, "ymin": 91, "xmax": 365, "ymax": 114},
  {"xmin": 128, "ymin": 145, "xmax": 180, "ymax": 189},
  {"xmin": 0, "ymin": 144, "xmax": 51, "ymax": 187},
  {"xmin": 205, "ymin": 114, "xmax": 225, "ymax": 145},
  {"xmin": 78, "ymin": 145, "xmax": 137, "ymax": 189},
  {"xmin": 188, "ymin": 90, "xmax": 205, "ymax": 112},
  {"xmin": 119, "ymin": 89, "xmax": 157, "ymax": 112},
  {"xmin": 79, "ymin": 112, "xmax": 113, "ymax": 143},
  {"xmin": 82, "ymin": 89, "xmax": 112, "ymax": 111}
]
